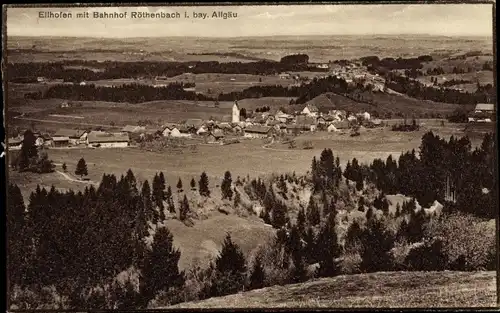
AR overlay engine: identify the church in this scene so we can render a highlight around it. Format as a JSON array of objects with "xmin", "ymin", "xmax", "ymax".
[{"xmin": 232, "ymin": 100, "xmax": 240, "ymax": 123}]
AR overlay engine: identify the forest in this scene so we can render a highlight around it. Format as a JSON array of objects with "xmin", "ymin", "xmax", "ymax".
[
  {"xmin": 6, "ymin": 59, "xmax": 327, "ymax": 83},
  {"xmin": 7, "ymin": 131, "xmax": 496, "ymax": 310}
]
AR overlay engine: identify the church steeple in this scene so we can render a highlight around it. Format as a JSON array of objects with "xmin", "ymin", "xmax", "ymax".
[{"xmin": 232, "ymin": 100, "xmax": 240, "ymax": 123}]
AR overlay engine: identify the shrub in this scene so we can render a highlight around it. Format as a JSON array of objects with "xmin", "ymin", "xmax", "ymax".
[{"xmin": 339, "ymin": 252, "xmax": 362, "ymax": 275}]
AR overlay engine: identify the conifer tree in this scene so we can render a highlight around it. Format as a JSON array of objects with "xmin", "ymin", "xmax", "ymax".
[
  {"xmin": 304, "ymin": 226, "xmax": 317, "ymax": 264},
  {"xmin": 176, "ymin": 178, "xmax": 183, "ymax": 193},
  {"xmin": 140, "ymin": 227, "xmax": 184, "ymax": 308},
  {"xmin": 272, "ymin": 201, "xmax": 288, "ymax": 229},
  {"xmin": 199, "ymin": 171, "xmax": 211, "ymax": 197},
  {"xmin": 190, "ymin": 178, "xmax": 196, "ymax": 190},
  {"xmin": 307, "ymin": 196, "xmax": 321, "ymax": 226},
  {"xmin": 249, "ymin": 254, "xmax": 266, "ymax": 290},
  {"xmin": 210, "ymin": 233, "xmax": 247, "ymax": 297},
  {"xmin": 359, "ymin": 218, "xmax": 395, "ymax": 273},
  {"xmin": 141, "ymin": 180, "xmax": 157, "ymax": 224},
  {"xmin": 296, "ymin": 207, "xmax": 306, "ymax": 236},
  {"xmin": 221, "ymin": 171, "xmax": 234, "ymax": 200},
  {"xmin": 179, "ymin": 195, "xmax": 190, "ymax": 221},
  {"xmin": 289, "ymin": 225, "xmax": 308, "ymax": 283},
  {"xmin": 18, "ymin": 129, "xmax": 38, "ymax": 171},
  {"xmin": 234, "ymin": 189, "xmax": 241, "ymax": 207},
  {"xmin": 166, "ymin": 186, "xmax": 175, "ymax": 214},
  {"xmin": 75, "ymin": 158, "xmax": 88, "ymax": 178},
  {"xmin": 317, "ymin": 212, "xmax": 341, "ymax": 277},
  {"xmin": 62, "ymin": 162, "xmax": 67, "ymax": 172}
]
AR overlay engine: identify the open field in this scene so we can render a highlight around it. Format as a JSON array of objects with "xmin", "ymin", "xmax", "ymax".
[
  {"xmin": 167, "ymin": 271, "xmax": 497, "ymax": 308},
  {"xmin": 89, "ymin": 73, "xmax": 323, "ymax": 96},
  {"xmin": 7, "ymin": 35, "xmax": 493, "ymax": 63},
  {"xmin": 162, "ymin": 214, "xmax": 275, "ymax": 270},
  {"xmin": 415, "ymin": 70, "xmax": 494, "ymax": 92},
  {"xmin": 9, "ymin": 123, "xmax": 483, "ymax": 198}
]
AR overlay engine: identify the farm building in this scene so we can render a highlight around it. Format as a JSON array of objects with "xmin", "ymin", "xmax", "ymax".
[
  {"xmin": 469, "ymin": 103, "xmax": 495, "ymax": 122},
  {"xmin": 122, "ymin": 125, "xmax": 146, "ymax": 133},
  {"xmin": 52, "ymin": 136, "xmax": 70, "ymax": 148},
  {"xmin": 7, "ymin": 137, "xmax": 23, "ymax": 150},
  {"xmin": 207, "ymin": 130, "xmax": 225, "ymax": 143},
  {"xmin": 244, "ymin": 125, "xmax": 274, "ymax": 138},
  {"xmin": 327, "ymin": 124, "xmax": 339, "ymax": 132},
  {"xmin": 196, "ymin": 126, "xmax": 208, "ymax": 135},
  {"xmin": 215, "ymin": 122, "xmax": 233, "ymax": 132},
  {"xmin": 54, "ymin": 129, "xmax": 88, "ymax": 145},
  {"xmin": 296, "ymin": 116, "xmax": 317, "ymax": 131},
  {"xmin": 279, "ymin": 72, "xmax": 291, "ymax": 79},
  {"xmin": 170, "ymin": 126, "xmax": 192, "ymax": 138},
  {"xmin": 161, "ymin": 124, "xmax": 178, "ymax": 137},
  {"xmin": 301, "ymin": 104, "xmax": 319, "ymax": 117},
  {"xmin": 87, "ymin": 131, "xmax": 129, "ymax": 148},
  {"xmin": 185, "ymin": 118, "xmax": 205, "ymax": 130},
  {"xmin": 332, "ymin": 120, "xmax": 350, "ymax": 129},
  {"xmin": 275, "ymin": 111, "xmax": 293, "ymax": 123}
]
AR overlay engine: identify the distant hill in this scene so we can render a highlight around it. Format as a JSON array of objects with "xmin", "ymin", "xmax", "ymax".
[{"xmin": 167, "ymin": 271, "xmax": 496, "ymax": 309}]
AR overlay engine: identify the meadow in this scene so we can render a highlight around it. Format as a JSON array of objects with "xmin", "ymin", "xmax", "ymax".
[{"xmin": 169, "ymin": 271, "xmax": 497, "ymax": 308}]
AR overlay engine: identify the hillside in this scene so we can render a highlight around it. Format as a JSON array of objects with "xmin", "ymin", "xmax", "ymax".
[
  {"xmin": 302, "ymin": 91, "xmax": 463, "ymax": 117},
  {"xmin": 167, "ymin": 271, "xmax": 496, "ymax": 309}
]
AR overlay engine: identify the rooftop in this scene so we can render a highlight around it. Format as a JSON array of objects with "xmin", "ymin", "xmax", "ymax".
[{"xmin": 87, "ymin": 131, "xmax": 129, "ymax": 143}]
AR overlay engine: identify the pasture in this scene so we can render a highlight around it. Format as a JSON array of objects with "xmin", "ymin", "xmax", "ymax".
[
  {"xmin": 415, "ymin": 70, "xmax": 493, "ymax": 92},
  {"xmin": 168, "ymin": 271, "xmax": 497, "ymax": 308}
]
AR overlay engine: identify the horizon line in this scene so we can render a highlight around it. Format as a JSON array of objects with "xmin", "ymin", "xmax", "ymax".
[{"xmin": 7, "ymin": 33, "xmax": 493, "ymax": 39}]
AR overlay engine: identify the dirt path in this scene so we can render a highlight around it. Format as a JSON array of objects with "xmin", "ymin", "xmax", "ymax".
[{"xmin": 56, "ymin": 170, "xmax": 98, "ymax": 185}]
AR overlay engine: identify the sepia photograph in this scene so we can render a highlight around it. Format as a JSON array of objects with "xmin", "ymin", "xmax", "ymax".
[{"xmin": 3, "ymin": 3, "xmax": 498, "ymax": 310}]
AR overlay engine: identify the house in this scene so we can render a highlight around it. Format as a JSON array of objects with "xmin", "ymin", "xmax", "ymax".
[
  {"xmin": 52, "ymin": 136, "xmax": 70, "ymax": 148},
  {"xmin": 161, "ymin": 124, "xmax": 177, "ymax": 137},
  {"xmin": 327, "ymin": 124, "xmax": 339, "ymax": 132},
  {"xmin": 244, "ymin": 125, "xmax": 274, "ymax": 138},
  {"xmin": 286, "ymin": 124, "xmax": 302, "ymax": 135},
  {"xmin": 87, "ymin": 131, "xmax": 129, "ymax": 148},
  {"xmin": 275, "ymin": 111, "xmax": 292, "ymax": 123},
  {"xmin": 317, "ymin": 116, "xmax": 327, "ymax": 125},
  {"xmin": 332, "ymin": 120, "xmax": 350, "ymax": 129},
  {"xmin": 301, "ymin": 104, "xmax": 319, "ymax": 117},
  {"xmin": 369, "ymin": 118, "xmax": 383, "ymax": 127},
  {"xmin": 356, "ymin": 112, "xmax": 371, "ymax": 121},
  {"xmin": 279, "ymin": 72, "xmax": 291, "ymax": 79},
  {"xmin": 7, "ymin": 137, "xmax": 23, "ymax": 150},
  {"xmin": 207, "ymin": 130, "xmax": 225, "ymax": 143},
  {"xmin": 54, "ymin": 129, "xmax": 88, "ymax": 145},
  {"xmin": 196, "ymin": 125, "xmax": 208, "ymax": 135},
  {"xmin": 296, "ymin": 115, "xmax": 317, "ymax": 131},
  {"xmin": 317, "ymin": 63, "xmax": 329, "ymax": 69},
  {"xmin": 170, "ymin": 126, "xmax": 192, "ymax": 138},
  {"xmin": 185, "ymin": 119, "xmax": 204, "ymax": 131},
  {"xmin": 474, "ymin": 103, "xmax": 494, "ymax": 114},
  {"xmin": 35, "ymin": 136, "xmax": 45, "ymax": 147},
  {"xmin": 215, "ymin": 122, "xmax": 233, "ymax": 132},
  {"xmin": 122, "ymin": 125, "xmax": 146, "ymax": 133},
  {"xmin": 347, "ymin": 115, "xmax": 357, "ymax": 122},
  {"xmin": 469, "ymin": 103, "xmax": 495, "ymax": 122}
]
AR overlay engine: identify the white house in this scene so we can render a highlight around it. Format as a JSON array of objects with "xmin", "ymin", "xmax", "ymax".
[
  {"xmin": 327, "ymin": 124, "xmax": 339, "ymax": 132},
  {"xmin": 301, "ymin": 104, "xmax": 319, "ymax": 117}
]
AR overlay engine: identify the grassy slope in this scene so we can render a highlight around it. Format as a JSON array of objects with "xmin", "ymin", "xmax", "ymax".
[{"xmin": 168, "ymin": 271, "xmax": 497, "ymax": 309}]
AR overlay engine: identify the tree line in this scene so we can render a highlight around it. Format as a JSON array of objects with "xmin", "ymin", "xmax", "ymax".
[
  {"xmin": 341, "ymin": 132, "xmax": 495, "ymax": 219},
  {"xmin": 7, "ymin": 59, "xmax": 326, "ymax": 83}
]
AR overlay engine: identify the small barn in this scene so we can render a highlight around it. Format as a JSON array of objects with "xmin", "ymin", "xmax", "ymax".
[
  {"xmin": 244, "ymin": 125, "xmax": 274, "ymax": 138},
  {"xmin": 52, "ymin": 136, "xmax": 70, "ymax": 148}
]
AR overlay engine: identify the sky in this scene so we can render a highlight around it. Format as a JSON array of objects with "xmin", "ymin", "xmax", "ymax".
[{"xmin": 6, "ymin": 4, "xmax": 494, "ymax": 38}]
